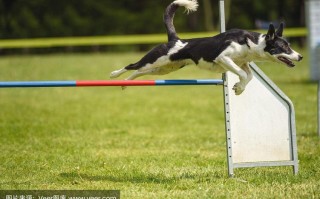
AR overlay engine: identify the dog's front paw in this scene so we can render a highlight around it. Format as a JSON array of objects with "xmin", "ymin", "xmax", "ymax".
[{"xmin": 232, "ymin": 83, "xmax": 245, "ymax": 95}]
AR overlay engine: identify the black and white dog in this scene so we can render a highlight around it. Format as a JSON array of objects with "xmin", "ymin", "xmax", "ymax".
[{"xmin": 110, "ymin": 0, "xmax": 303, "ymax": 95}]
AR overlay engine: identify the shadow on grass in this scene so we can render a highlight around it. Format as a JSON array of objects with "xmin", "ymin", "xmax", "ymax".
[
  {"xmin": 60, "ymin": 170, "xmax": 224, "ymax": 184},
  {"xmin": 60, "ymin": 172, "xmax": 176, "ymax": 184}
]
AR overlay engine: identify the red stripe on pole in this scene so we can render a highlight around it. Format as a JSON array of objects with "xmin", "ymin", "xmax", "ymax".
[{"xmin": 76, "ymin": 80, "xmax": 156, "ymax": 87}]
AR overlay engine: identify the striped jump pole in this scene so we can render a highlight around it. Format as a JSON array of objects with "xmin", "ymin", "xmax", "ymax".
[{"xmin": 0, "ymin": 79, "xmax": 224, "ymax": 88}]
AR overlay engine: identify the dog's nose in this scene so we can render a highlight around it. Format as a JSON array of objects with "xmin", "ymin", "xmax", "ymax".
[{"xmin": 298, "ymin": 55, "xmax": 303, "ymax": 61}]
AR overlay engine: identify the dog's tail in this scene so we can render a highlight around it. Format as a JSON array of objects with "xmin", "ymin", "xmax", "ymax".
[{"xmin": 164, "ymin": 0, "xmax": 198, "ymax": 41}]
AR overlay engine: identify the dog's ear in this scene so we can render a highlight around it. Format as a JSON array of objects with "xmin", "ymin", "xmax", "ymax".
[
  {"xmin": 266, "ymin": 24, "xmax": 275, "ymax": 41},
  {"xmin": 276, "ymin": 22, "xmax": 284, "ymax": 37}
]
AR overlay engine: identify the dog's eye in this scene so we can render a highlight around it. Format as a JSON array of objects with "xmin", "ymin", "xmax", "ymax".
[
  {"xmin": 279, "ymin": 44, "xmax": 288, "ymax": 51},
  {"xmin": 269, "ymin": 49, "xmax": 276, "ymax": 54}
]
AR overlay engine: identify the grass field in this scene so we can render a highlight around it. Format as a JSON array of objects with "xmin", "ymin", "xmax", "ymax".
[{"xmin": 0, "ymin": 50, "xmax": 319, "ymax": 198}]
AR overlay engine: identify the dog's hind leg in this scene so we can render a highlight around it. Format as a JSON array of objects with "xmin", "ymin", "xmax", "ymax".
[
  {"xmin": 111, "ymin": 43, "xmax": 170, "ymax": 79},
  {"xmin": 110, "ymin": 63, "xmax": 140, "ymax": 79},
  {"xmin": 125, "ymin": 71, "xmax": 146, "ymax": 81},
  {"xmin": 110, "ymin": 68, "xmax": 128, "ymax": 78}
]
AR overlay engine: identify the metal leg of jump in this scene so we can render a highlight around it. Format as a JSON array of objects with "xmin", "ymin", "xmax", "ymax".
[{"xmin": 219, "ymin": 0, "xmax": 234, "ymax": 177}]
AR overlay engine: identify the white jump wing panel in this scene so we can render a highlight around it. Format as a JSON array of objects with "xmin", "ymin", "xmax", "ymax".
[{"xmin": 223, "ymin": 63, "xmax": 298, "ymax": 175}]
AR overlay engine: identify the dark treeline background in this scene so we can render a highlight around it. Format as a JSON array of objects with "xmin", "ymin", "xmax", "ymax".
[{"xmin": 0, "ymin": 0, "xmax": 305, "ymax": 39}]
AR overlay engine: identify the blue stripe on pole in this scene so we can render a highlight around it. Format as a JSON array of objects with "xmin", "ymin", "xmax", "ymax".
[
  {"xmin": 0, "ymin": 81, "xmax": 76, "ymax": 87},
  {"xmin": 155, "ymin": 79, "xmax": 223, "ymax": 86}
]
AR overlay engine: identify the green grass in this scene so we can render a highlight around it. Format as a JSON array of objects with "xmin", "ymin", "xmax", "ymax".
[{"xmin": 0, "ymin": 50, "xmax": 319, "ymax": 198}]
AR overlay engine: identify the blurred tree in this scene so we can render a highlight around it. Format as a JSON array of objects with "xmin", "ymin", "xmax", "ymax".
[
  {"xmin": 1, "ymin": 0, "xmax": 17, "ymax": 38},
  {"xmin": 203, "ymin": 0, "xmax": 214, "ymax": 31},
  {"xmin": 0, "ymin": 0, "xmax": 305, "ymax": 39}
]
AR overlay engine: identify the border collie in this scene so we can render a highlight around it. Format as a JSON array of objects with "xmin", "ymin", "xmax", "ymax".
[{"xmin": 110, "ymin": 0, "xmax": 302, "ymax": 95}]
